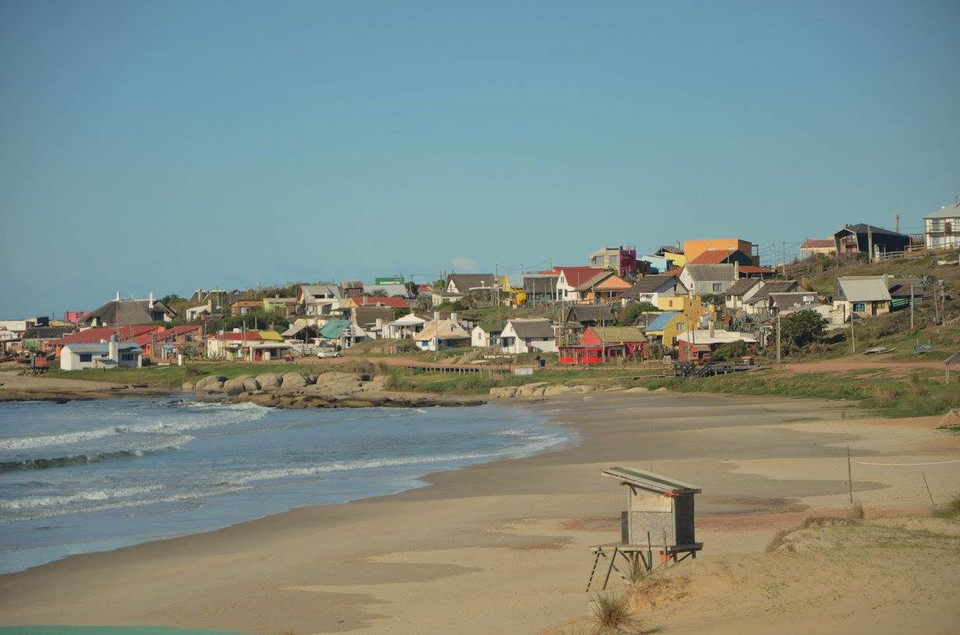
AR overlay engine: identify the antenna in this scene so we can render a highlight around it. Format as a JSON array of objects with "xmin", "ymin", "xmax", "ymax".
[{"xmin": 895, "ymin": 201, "xmax": 900, "ymax": 233}]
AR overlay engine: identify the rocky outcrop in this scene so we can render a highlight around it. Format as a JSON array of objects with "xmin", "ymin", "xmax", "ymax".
[
  {"xmin": 280, "ymin": 373, "xmax": 307, "ymax": 390},
  {"xmin": 255, "ymin": 373, "xmax": 282, "ymax": 390}
]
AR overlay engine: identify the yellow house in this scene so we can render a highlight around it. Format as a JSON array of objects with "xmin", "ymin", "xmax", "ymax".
[
  {"xmin": 657, "ymin": 295, "xmax": 692, "ymax": 312},
  {"xmin": 644, "ymin": 312, "xmax": 689, "ymax": 348}
]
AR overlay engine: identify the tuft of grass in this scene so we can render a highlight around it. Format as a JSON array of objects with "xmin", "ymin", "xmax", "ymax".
[
  {"xmin": 590, "ymin": 591, "xmax": 639, "ymax": 633},
  {"xmin": 850, "ymin": 500, "xmax": 865, "ymax": 520},
  {"xmin": 933, "ymin": 494, "xmax": 960, "ymax": 519}
]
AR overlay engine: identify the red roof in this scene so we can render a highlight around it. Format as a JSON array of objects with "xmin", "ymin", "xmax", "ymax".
[
  {"xmin": 801, "ymin": 239, "xmax": 834, "ymax": 249},
  {"xmin": 554, "ymin": 266, "xmax": 604, "ymax": 287},
  {"xmin": 55, "ymin": 326, "xmax": 159, "ymax": 346},
  {"xmin": 357, "ymin": 296, "xmax": 409, "ymax": 309},
  {"xmin": 739, "ymin": 266, "xmax": 776, "ymax": 274},
  {"xmin": 214, "ymin": 331, "xmax": 264, "ymax": 342},
  {"xmin": 133, "ymin": 325, "xmax": 202, "ymax": 347},
  {"xmin": 690, "ymin": 250, "xmax": 736, "ymax": 265}
]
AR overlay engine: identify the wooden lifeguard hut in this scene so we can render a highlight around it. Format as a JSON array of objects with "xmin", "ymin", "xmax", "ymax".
[{"xmin": 586, "ymin": 467, "xmax": 703, "ymax": 591}]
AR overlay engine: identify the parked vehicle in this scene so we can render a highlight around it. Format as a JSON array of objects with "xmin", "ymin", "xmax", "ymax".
[{"xmin": 317, "ymin": 347, "xmax": 342, "ymax": 359}]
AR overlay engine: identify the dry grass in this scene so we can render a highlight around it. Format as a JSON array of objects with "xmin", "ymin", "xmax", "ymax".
[{"xmin": 590, "ymin": 591, "xmax": 641, "ymax": 634}]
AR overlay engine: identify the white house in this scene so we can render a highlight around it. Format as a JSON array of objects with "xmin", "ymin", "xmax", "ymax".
[
  {"xmin": 678, "ymin": 264, "xmax": 739, "ymax": 297},
  {"xmin": 471, "ymin": 322, "xmax": 505, "ymax": 348},
  {"xmin": 553, "ymin": 267, "xmax": 604, "ymax": 302},
  {"xmin": 382, "ymin": 313, "xmax": 427, "ymax": 339},
  {"xmin": 61, "ymin": 338, "xmax": 142, "ymax": 371},
  {"xmin": 924, "ymin": 199, "xmax": 960, "ymax": 250},
  {"xmin": 297, "ymin": 284, "xmax": 342, "ymax": 316},
  {"xmin": 414, "ymin": 314, "xmax": 471, "ymax": 352},
  {"xmin": 626, "ymin": 274, "xmax": 686, "ymax": 306},
  {"xmin": 500, "ymin": 319, "xmax": 557, "ymax": 354}
]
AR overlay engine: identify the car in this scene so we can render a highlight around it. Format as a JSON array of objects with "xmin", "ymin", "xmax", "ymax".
[{"xmin": 317, "ymin": 347, "xmax": 342, "ymax": 359}]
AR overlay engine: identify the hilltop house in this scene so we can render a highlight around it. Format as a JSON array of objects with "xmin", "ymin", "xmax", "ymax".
[
  {"xmin": 924, "ymin": 200, "xmax": 960, "ymax": 250},
  {"xmin": 724, "ymin": 278, "xmax": 763, "ymax": 311},
  {"xmin": 80, "ymin": 293, "xmax": 176, "ymax": 327},
  {"xmin": 577, "ymin": 270, "xmax": 633, "ymax": 303},
  {"xmin": 683, "ymin": 239, "xmax": 758, "ymax": 266},
  {"xmin": 588, "ymin": 245, "xmax": 640, "ymax": 278},
  {"xmin": 743, "ymin": 281, "xmax": 802, "ymax": 315},
  {"xmin": 500, "ymin": 319, "xmax": 556, "ymax": 354},
  {"xmin": 624, "ymin": 275, "xmax": 685, "ymax": 306},
  {"xmin": 522, "ymin": 274, "xmax": 559, "ymax": 305},
  {"xmin": 800, "ymin": 239, "xmax": 836, "ymax": 258},
  {"xmin": 678, "ymin": 264, "xmax": 739, "ymax": 297},
  {"xmin": 833, "ymin": 277, "xmax": 892, "ymax": 321},
  {"xmin": 262, "ymin": 297, "xmax": 298, "ymax": 316},
  {"xmin": 298, "ymin": 284, "xmax": 342, "ymax": 316},
  {"xmin": 553, "ymin": 266, "xmax": 604, "ymax": 302},
  {"xmin": 446, "ymin": 274, "xmax": 496, "ymax": 296},
  {"xmin": 230, "ymin": 300, "xmax": 262, "ymax": 316},
  {"xmin": 834, "ymin": 224, "xmax": 910, "ymax": 259}
]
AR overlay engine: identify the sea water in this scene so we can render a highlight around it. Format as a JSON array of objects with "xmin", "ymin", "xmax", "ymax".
[{"xmin": 0, "ymin": 398, "xmax": 573, "ymax": 574}]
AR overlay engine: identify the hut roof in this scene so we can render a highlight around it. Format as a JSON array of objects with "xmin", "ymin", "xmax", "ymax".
[{"xmin": 602, "ymin": 467, "xmax": 701, "ymax": 495}]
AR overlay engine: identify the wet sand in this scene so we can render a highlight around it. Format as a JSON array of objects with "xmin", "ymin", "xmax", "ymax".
[{"xmin": 1, "ymin": 391, "xmax": 958, "ymax": 634}]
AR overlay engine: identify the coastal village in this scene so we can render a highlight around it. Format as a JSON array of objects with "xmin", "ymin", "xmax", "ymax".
[{"xmin": 2, "ymin": 202, "xmax": 959, "ymax": 379}]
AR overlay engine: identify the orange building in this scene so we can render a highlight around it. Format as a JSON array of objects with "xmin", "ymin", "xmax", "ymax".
[{"xmin": 683, "ymin": 238, "xmax": 758, "ymax": 266}]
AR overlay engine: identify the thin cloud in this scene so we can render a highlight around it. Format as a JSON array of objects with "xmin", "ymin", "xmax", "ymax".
[{"xmin": 451, "ymin": 257, "xmax": 479, "ymax": 273}]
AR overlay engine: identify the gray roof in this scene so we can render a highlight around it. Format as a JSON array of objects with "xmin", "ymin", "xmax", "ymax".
[
  {"xmin": 747, "ymin": 281, "xmax": 800, "ymax": 304},
  {"xmin": 565, "ymin": 305, "xmax": 614, "ymax": 324},
  {"xmin": 887, "ymin": 278, "xmax": 924, "ymax": 298},
  {"xmin": 80, "ymin": 300, "xmax": 176, "ymax": 327},
  {"xmin": 726, "ymin": 278, "xmax": 761, "ymax": 297},
  {"xmin": 508, "ymin": 319, "xmax": 555, "ymax": 339},
  {"xmin": 602, "ymin": 467, "xmax": 701, "ymax": 495},
  {"xmin": 353, "ymin": 306, "xmax": 395, "ymax": 328},
  {"xmin": 629, "ymin": 275, "xmax": 682, "ymax": 294},
  {"xmin": 924, "ymin": 202, "xmax": 960, "ymax": 220},
  {"xmin": 447, "ymin": 274, "xmax": 496, "ymax": 293},
  {"xmin": 523, "ymin": 274, "xmax": 559, "ymax": 293},
  {"xmin": 300, "ymin": 284, "xmax": 341, "ymax": 300},
  {"xmin": 836, "ymin": 277, "xmax": 892, "ymax": 302},
  {"xmin": 769, "ymin": 292, "xmax": 819, "ymax": 309},
  {"xmin": 682, "ymin": 264, "xmax": 737, "ymax": 282}
]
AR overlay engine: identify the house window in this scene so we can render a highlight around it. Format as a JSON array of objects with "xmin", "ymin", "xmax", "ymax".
[
  {"xmin": 712, "ymin": 283, "xmax": 722, "ymax": 292},
  {"xmin": 79, "ymin": 353, "xmax": 93, "ymax": 362},
  {"xmin": 853, "ymin": 303, "xmax": 866, "ymax": 312}
]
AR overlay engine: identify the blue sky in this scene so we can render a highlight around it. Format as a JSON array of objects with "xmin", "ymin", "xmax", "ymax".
[{"xmin": 2, "ymin": 0, "xmax": 958, "ymax": 317}]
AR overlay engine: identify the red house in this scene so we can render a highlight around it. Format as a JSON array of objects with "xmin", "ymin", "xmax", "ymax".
[{"xmin": 559, "ymin": 326, "xmax": 647, "ymax": 365}]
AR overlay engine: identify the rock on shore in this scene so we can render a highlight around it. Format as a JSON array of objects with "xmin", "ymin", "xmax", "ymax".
[{"xmin": 184, "ymin": 371, "xmax": 485, "ymax": 409}]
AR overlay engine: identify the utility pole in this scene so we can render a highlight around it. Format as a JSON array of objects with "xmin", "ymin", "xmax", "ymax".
[
  {"xmin": 781, "ymin": 241, "xmax": 786, "ymax": 277},
  {"xmin": 776, "ymin": 312, "xmax": 781, "ymax": 363},
  {"xmin": 910, "ymin": 284, "xmax": 914, "ymax": 330},
  {"xmin": 850, "ymin": 314, "xmax": 856, "ymax": 353},
  {"xmin": 867, "ymin": 225, "xmax": 874, "ymax": 263}
]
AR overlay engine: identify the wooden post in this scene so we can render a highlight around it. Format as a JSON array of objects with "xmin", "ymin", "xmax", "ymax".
[
  {"xmin": 847, "ymin": 444, "xmax": 854, "ymax": 503},
  {"xmin": 647, "ymin": 532, "xmax": 653, "ymax": 573},
  {"xmin": 922, "ymin": 474, "xmax": 936, "ymax": 510}
]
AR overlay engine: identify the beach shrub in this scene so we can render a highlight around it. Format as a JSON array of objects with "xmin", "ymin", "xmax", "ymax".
[{"xmin": 590, "ymin": 591, "xmax": 638, "ymax": 633}]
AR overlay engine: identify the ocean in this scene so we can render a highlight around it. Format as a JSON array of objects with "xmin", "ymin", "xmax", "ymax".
[{"xmin": 0, "ymin": 398, "xmax": 573, "ymax": 575}]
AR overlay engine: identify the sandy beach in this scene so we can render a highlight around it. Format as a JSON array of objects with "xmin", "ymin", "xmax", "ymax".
[{"xmin": 1, "ymin": 391, "xmax": 958, "ymax": 634}]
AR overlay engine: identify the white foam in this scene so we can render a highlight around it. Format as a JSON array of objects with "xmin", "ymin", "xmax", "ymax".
[{"xmin": 0, "ymin": 484, "xmax": 165, "ymax": 511}]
